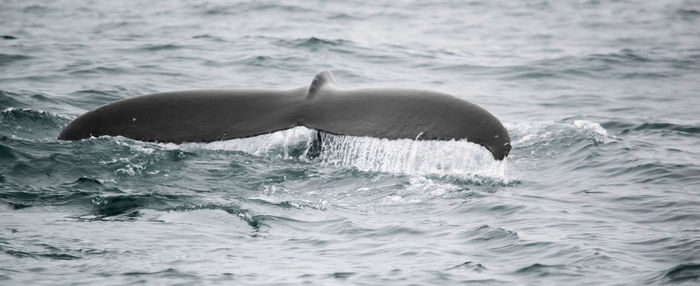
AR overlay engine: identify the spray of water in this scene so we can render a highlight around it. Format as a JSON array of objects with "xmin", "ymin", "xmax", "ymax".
[
  {"xmin": 169, "ymin": 127, "xmax": 508, "ymax": 181},
  {"xmin": 317, "ymin": 132, "xmax": 507, "ymax": 179}
]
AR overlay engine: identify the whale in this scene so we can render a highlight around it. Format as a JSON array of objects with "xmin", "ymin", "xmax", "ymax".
[{"xmin": 58, "ymin": 71, "xmax": 511, "ymax": 160}]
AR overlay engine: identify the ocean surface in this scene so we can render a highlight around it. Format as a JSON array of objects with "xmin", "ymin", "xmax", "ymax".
[{"xmin": 1, "ymin": 0, "xmax": 700, "ymax": 284}]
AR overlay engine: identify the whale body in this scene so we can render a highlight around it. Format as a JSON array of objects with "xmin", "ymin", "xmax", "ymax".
[{"xmin": 58, "ymin": 71, "xmax": 511, "ymax": 160}]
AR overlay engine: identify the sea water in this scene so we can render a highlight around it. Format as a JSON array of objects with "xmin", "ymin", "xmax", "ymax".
[{"xmin": 1, "ymin": 0, "xmax": 699, "ymax": 284}]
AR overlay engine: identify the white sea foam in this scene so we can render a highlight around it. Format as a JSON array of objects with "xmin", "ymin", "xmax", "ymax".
[
  {"xmin": 378, "ymin": 176, "xmax": 462, "ymax": 205},
  {"xmin": 573, "ymin": 120, "xmax": 611, "ymax": 142},
  {"xmin": 1, "ymin": 107, "xmax": 72, "ymax": 120},
  {"xmin": 506, "ymin": 120, "xmax": 612, "ymax": 146},
  {"xmin": 172, "ymin": 126, "xmax": 315, "ymax": 158}
]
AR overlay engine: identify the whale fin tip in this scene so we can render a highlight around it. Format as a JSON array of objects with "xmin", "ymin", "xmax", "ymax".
[{"xmin": 308, "ymin": 70, "xmax": 337, "ymax": 97}]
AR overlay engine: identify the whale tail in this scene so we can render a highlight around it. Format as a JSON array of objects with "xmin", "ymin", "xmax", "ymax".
[
  {"xmin": 59, "ymin": 71, "xmax": 511, "ymax": 160},
  {"xmin": 303, "ymin": 72, "xmax": 511, "ymax": 160}
]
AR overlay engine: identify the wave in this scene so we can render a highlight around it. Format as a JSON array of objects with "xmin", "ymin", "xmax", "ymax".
[
  {"xmin": 514, "ymin": 263, "xmax": 582, "ymax": 278},
  {"xmin": 274, "ymin": 37, "xmax": 356, "ymax": 53},
  {"xmin": 645, "ymin": 263, "xmax": 700, "ymax": 284},
  {"xmin": 446, "ymin": 261, "xmax": 487, "ymax": 272},
  {"xmin": 136, "ymin": 43, "xmax": 183, "ymax": 52},
  {"xmin": 236, "ymin": 54, "xmax": 309, "ymax": 69},
  {"xmin": 0, "ymin": 90, "xmax": 28, "ymax": 109},
  {"xmin": 2, "ymin": 245, "xmax": 81, "ymax": 261},
  {"xmin": 663, "ymin": 263, "xmax": 700, "ymax": 282},
  {"xmin": 191, "ymin": 34, "xmax": 224, "ymax": 42},
  {"xmin": 0, "ymin": 177, "xmax": 123, "ymax": 210},
  {"xmin": 506, "ymin": 120, "xmax": 613, "ymax": 163},
  {"xmin": 0, "ymin": 108, "xmax": 71, "ymax": 141},
  {"xmin": 0, "ymin": 54, "xmax": 31, "ymax": 66},
  {"xmin": 290, "ymin": 37, "xmax": 349, "ymax": 48},
  {"xmin": 677, "ymin": 8, "xmax": 700, "ymax": 20},
  {"xmin": 583, "ymin": 49, "xmax": 651, "ymax": 64},
  {"xmin": 91, "ymin": 193, "xmax": 191, "ymax": 217},
  {"xmin": 508, "ymin": 118, "xmax": 700, "ymax": 186},
  {"xmin": 620, "ymin": 122, "xmax": 700, "ymax": 136},
  {"xmin": 69, "ymin": 89, "xmax": 126, "ymax": 105},
  {"xmin": 193, "ymin": 2, "xmax": 315, "ymax": 16},
  {"xmin": 434, "ymin": 48, "xmax": 699, "ymax": 80},
  {"xmin": 68, "ymin": 66, "xmax": 127, "ymax": 76}
]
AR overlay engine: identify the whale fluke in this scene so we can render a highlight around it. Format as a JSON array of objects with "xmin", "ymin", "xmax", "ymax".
[
  {"xmin": 58, "ymin": 71, "xmax": 511, "ymax": 160},
  {"xmin": 308, "ymin": 70, "xmax": 337, "ymax": 97}
]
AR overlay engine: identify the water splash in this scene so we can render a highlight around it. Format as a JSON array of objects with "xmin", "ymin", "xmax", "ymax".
[
  {"xmin": 164, "ymin": 126, "xmax": 508, "ymax": 180},
  {"xmin": 507, "ymin": 120, "xmax": 613, "ymax": 146},
  {"xmin": 573, "ymin": 120, "xmax": 610, "ymax": 143},
  {"xmin": 317, "ymin": 132, "xmax": 507, "ymax": 180},
  {"xmin": 1, "ymin": 107, "xmax": 71, "ymax": 141},
  {"xmin": 172, "ymin": 126, "xmax": 315, "ymax": 159}
]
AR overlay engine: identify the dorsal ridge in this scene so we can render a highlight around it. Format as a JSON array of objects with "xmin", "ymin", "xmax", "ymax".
[{"xmin": 307, "ymin": 70, "xmax": 337, "ymax": 98}]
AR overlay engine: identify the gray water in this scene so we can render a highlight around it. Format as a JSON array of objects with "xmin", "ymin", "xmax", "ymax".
[{"xmin": 1, "ymin": 0, "xmax": 700, "ymax": 285}]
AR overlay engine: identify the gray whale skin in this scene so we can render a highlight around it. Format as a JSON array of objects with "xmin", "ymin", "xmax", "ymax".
[{"xmin": 58, "ymin": 71, "xmax": 511, "ymax": 160}]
